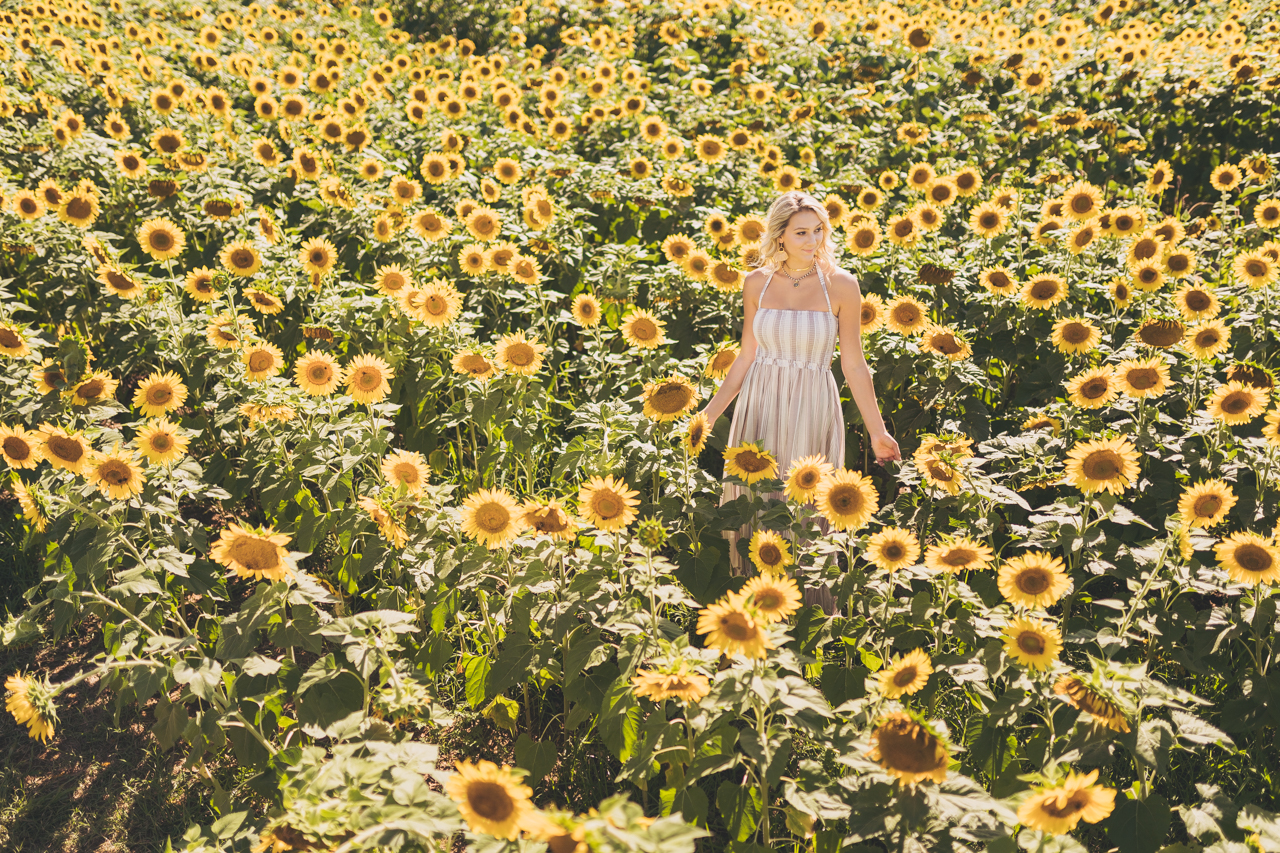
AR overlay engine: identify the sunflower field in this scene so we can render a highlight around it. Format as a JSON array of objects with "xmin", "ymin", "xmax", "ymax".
[{"xmin": 1, "ymin": 0, "xmax": 1280, "ymax": 849}]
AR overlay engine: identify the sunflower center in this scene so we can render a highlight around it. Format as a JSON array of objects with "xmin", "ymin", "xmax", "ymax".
[
  {"xmin": 1246, "ymin": 260, "xmax": 1267, "ymax": 277},
  {"xmin": 883, "ymin": 542, "xmax": 906, "ymax": 561},
  {"xmin": 465, "ymin": 781, "xmax": 515, "ymax": 822},
  {"xmin": 98, "ymin": 459, "xmax": 133, "ymax": 486},
  {"xmin": 1030, "ymin": 280, "xmax": 1059, "ymax": 300},
  {"xmin": 1127, "ymin": 368, "xmax": 1158, "ymax": 390},
  {"xmin": 1192, "ymin": 494, "xmax": 1222, "ymax": 518},
  {"xmin": 591, "ymin": 492, "xmax": 622, "ymax": 519},
  {"xmin": 795, "ymin": 469, "xmax": 820, "ymax": 489},
  {"xmin": 1017, "ymin": 568, "xmax": 1050, "ymax": 595},
  {"xmin": 892, "ymin": 306, "xmax": 919, "ymax": 325},
  {"xmin": 720, "ymin": 612, "xmax": 757, "ymax": 642},
  {"xmin": 1017, "ymin": 631, "xmax": 1046, "ymax": 656},
  {"xmin": 1081, "ymin": 378, "xmax": 1110, "ymax": 400},
  {"xmin": 392, "ymin": 463, "xmax": 419, "ymax": 485},
  {"xmin": 828, "ymin": 484, "xmax": 864, "ymax": 514},
  {"xmin": 149, "ymin": 433, "xmax": 173, "ymax": 452},
  {"xmin": 230, "ymin": 249, "xmax": 256, "ymax": 269},
  {"xmin": 147, "ymin": 384, "xmax": 173, "ymax": 405},
  {"xmin": 475, "ymin": 503, "xmax": 512, "ymax": 533},
  {"xmin": 1081, "ymin": 450, "xmax": 1122, "ymax": 481},
  {"xmin": 460, "ymin": 355, "xmax": 491, "ymax": 375},
  {"xmin": 893, "ymin": 665, "xmax": 919, "ymax": 688},
  {"xmin": 988, "ymin": 272, "xmax": 1010, "ymax": 290},
  {"xmin": 1234, "ymin": 544, "xmax": 1273, "ymax": 574},
  {"xmin": 1041, "ymin": 792, "xmax": 1090, "ymax": 819},
  {"xmin": 354, "ymin": 367, "xmax": 382, "ymax": 390},
  {"xmin": 228, "ymin": 536, "xmax": 281, "ymax": 573},
  {"xmin": 758, "ymin": 544, "xmax": 782, "ymax": 566},
  {"xmin": 1062, "ymin": 323, "xmax": 1091, "ymax": 344},
  {"xmin": 931, "ymin": 333, "xmax": 962, "ymax": 354},
  {"xmin": 1221, "ymin": 392, "xmax": 1252, "ymax": 414},
  {"xmin": 651, "ymin": 384, "xmax": 693, "ymax": 414},
  {"xmin": 307, "ymin": 364, "xmax": 333, "ymax": 384},
  {"xmin": 150, "ymin": 231, "xmax": 174, "ymax": 251},
  {"xmin": 979, "ymin": 212, "xmax": 1000, "ymax": 229},
  {"xmin": 941, "ymin": 548, "xmax": 975, "ymax": 567},
  {"xmin": 3, "ymin": 436, "xmax": 32, "ymax": 460},
  {"xmin": 66, "ymin": 198, "xmax": 92, "ymax": 220},
  {"xmin": 734, "ymin": 450, "xmax": 772, "ymax": 474},
  {"xmin": 47, "ymin": 436, "xmax": 84, "ymax": 463},
  {"xmin": 77, "ymin": 379, "xmax": 105, "ymax": 398},
  {"xmin": 505, "ymin": 343, "xmax": 535, "ymax": 366},
  {"xmin": 248, "ymin": 351, "xmax": 275, "ymax": 372},
  {"xmin": 855, "ymin": 229, "xmax": 877, "ymax": 249},
  {"xmin": 876, "ymin": 722, "xmax": 945, "ymax": 772},
  {"xmin": 630, "ymin": 320, "xmax": 658, "ymax": 341},
  {"xmin": 1185, "ymin": 291, "xmax": 1211, "ymax": 310}
]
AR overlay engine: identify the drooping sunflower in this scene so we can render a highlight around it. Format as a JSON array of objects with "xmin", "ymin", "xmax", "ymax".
[
  {"xmin": 640, "ymin": 375, "xmax": 698, "ymax": 422},
  {"xmin": 1065, "ymin": 365, "xmax": 1118, "ymax": 409},
  {"xmin": 345, "ymin": 354, "xmax": 394, "ymax": 404},
  {"xmin": 1135, "ymin": 317, "xmax": 1185, "ymax": 349},
  {"xmin": 1021, "ymin": 414, "xmax": 1062, "ymax": 434},
  {"xmin": 1114, "ymin": 357, "xmax": 1170, "ymax": 399},
  {"xmin": 736, "ymin": 571, "xmax": 802, "ymax": 622},
  {"xmin": 868, "ymin": 711, "xmax": 949, "ymax": 785},
  {"xmin": 1002, "ymin": 616, "xmax": 1063, "ymax": 670},
  {"xmin": 445, "ymin": 760, "xmax": 534, "ymax": 840},
  {"xmin": 578, "ymin": 474, "xmax": 641, "ymax": 531},
  {"xmin": 723, "ymin": 441, "xmax": 779, "ymax": 484},
  {"xmin": 1205, "ymin": 380, "xmax": 1269, "ymax": 425},
  {"xmin": 1177, "ymin": 478, "xmax": 1239, "ymax": 528},
  {"xmin": 494, "ymin": 332, "xmax": 548, "ymax": 377},
  {"xmin": 220, "ymin": 240, "xmax": 262, "ymax": 277},
  {"xmin": 451, "ymin": 350, "xmax": 498, "ymax": 383},
  {"xmin": 1214, "ymin": 531, "xmax": 1280, "ymax": 586},
  {"xmin": 696, "ymin": 598, "xmax": 773, "ymax": 658},
  {"xmin": 86, "ymin": 445, "xmax": 146, "ymax": 500},
  {"xmin": 784, "ymin": 454, "xmax": 834, "ymax": 503},
  {"xmin": 747, "ymin": 530, "xmax": 794, "ymax": 574},
  {"xmin": 1063, "ymin": 435, "xmax": 1140, "ymax": 495},
  {"xmin": 885, "ymin": 295, "xmax": 929, "ymax": 336},
  {"xmin": 134, "ymin": 419, "xmax": 189, "ymax": 466},
  {"xmin": 631, "ymin": 660, "xmax": 711, "ymax": 704},
  {"xmin": 5, "ymin": 673, "xmax": 57, "ymax": 743},
  {"xmin": 242, "ymin": 342, "xmax": 285, "ymax": 383},
  {"xmin": 459, "ymin": 488, "xmax": 526, "ymax": 549},
  {"xmin": 381, "ymin": 449, "xmax": 430, "ymax": 496},
  {"xmin": 998, "ymin": 551, "xmax": 1071, "ymax": 608},
  {"xmin": 39, "ymin": 424, "xmax": 91, "ymax": 474},
  {"xmin": 682, "ymin": 412, "xmax": 710, "ymax": 456},
  {"xmin": 816, "ymin": 468, "xmax": 880, "ymax": 532},
  {"xmin": 519, "ymin": 498, "xmax": 579, "ymax": 541},
  {"xmin": 1018, "ymin": 769, "xmax": 1117, "ymax": 834},
  {"xmin": 0, "ymin": 425, "xmax": 43, "ymax": 469},
  {"xmin": 358, "ymin": 496, "xmax": 408, "ymax": 549},
  {"xmin": 620, "ymin": 309, "xmax": 667, "ymax": 349},
  {"xmin": 923, "ymin": 537, "xmax": 994, "ymax": 574},
  {"xmin": 211, "ymin": 522, "xmax": 296, "ymax": 581},
  {"xmin": 866, "ymin": 526, "xmax": 922, "ymax": 572},
  {"xmin": 1051, "ymin": 317, "xmax": 1101, "ymax": 355},
  {"xmin": 571, "ymin": 293, "xmax": 601, "ymax": 328},
  {"xmin": 299, "ymin": 236, "xmax": 339, "ymax": 277},
  {"xmin": 1054, "ymin": 674, "xmax": 1131, "ymax": 732},
  {"xmin": 137, "ymin": 218, "xmax": 186, "ymax": 261},
  {"xmin": 878, "ymin": 649, "xmax": 932, "ymax": 699}
]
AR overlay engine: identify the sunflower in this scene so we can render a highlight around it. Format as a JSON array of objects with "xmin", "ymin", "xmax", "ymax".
[
  {"xmin": 923, "ymin": 537, "xmax": 994, "ymax": 574},
  {"xmin": 682, "ymin": 412, "xmax": 710, "ymax": 456},
  {"xmin": 1054, "ymin": 674, "xmax": 1130, "ymax": 732},
  {"xmin": 1065, "ymin": 365, "xmax": 1118, "ymax": 409},
  {"xmin": 239, "ymin": 342, "xmax": 283, "ymax": 383},
  {"xmin": 1002, "ymin": 616, "xmax": 1063, "ymax": 669},
  {"xmin": 244, "ymin": 289, "xmax": 286, "ymax": 316},
  {"xmin": 1114, "ymin": 357, "xmax": 1170, "ymax": 398},
  {"xmin": 5, "ymin": 673, "xmax": 57, "ymax": 743},
  {"xmin": 1051, "ymin": 317, "xmax": 1101, "ymax": 355},
  {"xmin": 1020, "ymin": 274, "xmax": 1068, "ymax": 310},
  {"xmin": 115, "ymin": 149, "xmax": 148, "ymax": 179},
  {"xmin": 878, "ymin": 649, "xmax": 932, "ymax": 699},
  {"xmin": 620, "ymin": 309, "xmax": 667, "ymax": 349},
  {"xmin": 66, "ymin": 372, "xmax": 118, "ymax": 406},
  {"xmin": 705, "ymin": 344, "xmax": 739, "ymax": 379},
  {"xmin": 211, "ymin": 523, "xmax": 296, "ymax": 581},
  {"xmin": 346, "ymin": 354, "xmax": 394, "ymax": 404},
  {"xmin": 859, "ymin": 293, "xmax": 885, "ymax": 334},
  {"xmin": 816, "ymin": 469, "xmax": 879, "ymax": 532},
  {"xmin": 571, "ymin": 293, "xmax": 601, "ymax": 327},
  {"xmin": 1215, "ymin": 531, "xmax": 1280, "ymax": 585},
  {"xmin": 494, "ymin": 332, "xmax": 548, "ymax": 377},
  {"xmin": 1265, "ymin": 409, "xmax": 1280, "ymax": 448},
  {"xmin": 39, "ymin": 424, "xmax": 91, "ymax": 474},
  {"xmin": 868, "ymin": 711, "xmax": 949, "ymax": 785},
  {"xmin": 640, "ymin": 375, "xmax": 698, "ymax": 422},
  {"xmin": 285, "ymin": 351, "xmax": 338, "ymax": 396},
  {"xmin": 1183, "ymin": 320, "xmax": 1230, "ymax": 361},
  {"xmin": 1210, "ymin": 163, "xmax": 1242, "ymax": 192},
  {"xmin": 134, "ymin": 419, "xmax": 188, "ymax": 466},
  {"xmin": 460, "ymin": 488, "xmax": 526, "ymax": 548},
  {"xmin": 735, "ymin": 571, "xmax": 802, "ymax": 622},
  {"xmin": 221, "ymin": 241, "xmax": 262, "ymax": 277},
  {"xmin": 87, "ymin": 445, "xmax": 146, "ymax": 500},
  {"xmin": 358, "ymin": 496, "xmax": 408, "ymax": 549},
  {"xmin": 131, "ymin": 370, "xmax": 188, "ymax": 417},
  {"xmin": 1021, "ymin": 414, "xmax": 1062, "ymax": 434},
  {"xmin": 747, "ymin": 530, "xmax": 794, "ymax": 574},
  {"xmin": 1233, "ymin": 251, "xmax": 1277, "ymax": 290},
  {"xmin": 866, "ymin": 526, "xmax": 922, "ymax": 572},
  {"xmin": 137, "ymin": 218, "xmax": 186, "ymax": 261},
  {"xmin": 1164, "ymin": 248, "xmax": 1197, "ymax": 279},
  {"xmin": 631, "ymin": 660, "xmax": 711, "ymax": 704},
  {"xmin": 58, "ymin": 183, "xmax": 100, "ymax": 228},
  {"xmin": 578, "ymin": 474, "xmax": 641, "ymax": 531},
  {"xmin": 696, "ymin": 598, "xmax": 773, "ymax": 658},
  {"xmin": 885, "ymin": 295, "xmax": 929, "ymax": 335},
  {"xmin": 465, "ymin": 206, "xmax": 502, "ymax": 242},
  {"xmin": 1256, "ymin": 199, "xmax": 1280, "ymax": 230},
  {"xmin": 451, "ymin": 350, "xmax": 498, "ymax": 383},
  {"xmin": 519, "ymin": 499, "xmax": 579, "ymax": 541},
  {"xmin": 95, "ymin": 264, "xmax": 142, "ymax": 300},
  {"xmin": 1019, "ymin": 769, "xmax": 1117, "ymax": 834},
  {"xmin": 1172, "ymin": 284, "xmax": 1218, "ymax": 322},
  {"xmin": 299, "ymin": 237, "xmax": 338, "ymax": 276},
  {"xmin": 445, "ymin": 760, "xmax": 534, "ymax": 840},
  {"xmin": 979, "ymin": 266, "xmax": 1019, "ymax": 296},
  {"xmin": 1063, "ymin": 435, "xmax": 1140, "ymax": 495},
  {"xmin": 0, "ymin": 425, "xmax": 43, "ymax": 469},
  {"xmin": 382, "ymin": 449, "xmax": 430, "ymax": 496},
  {"xmin": 10, "ymin": 190, "xmax": 45, "ymax": 220},
  {"xmin": 785, "ymin": 454, "xmax": 834, "ymax": 503},
  {"xmin": 998, "ymin": 551, "xmax": 1070, "ymax": 608},
  {"xmin": 1061, "ymin": 180, "xmax": 1103, "ymax": 220},
  {"xmin": 1205, "ymin": 381, "xmax": 1269, "ymax": 425},
  {"xmin": 723, "ymin": 441, "xmax": 779, "ymax": 484},
  {"xmin": 184, "ymin": 267, "xmax": 218, "ymax": 302},
  {"xmin": 968, "ymin": 201, "xmax": 1009, "ymax": 239}
]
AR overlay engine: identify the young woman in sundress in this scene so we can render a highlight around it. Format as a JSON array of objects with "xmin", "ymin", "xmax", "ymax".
[{"xmin": 699, "ymin": 190, "xmax": 902, "ymax": 583}]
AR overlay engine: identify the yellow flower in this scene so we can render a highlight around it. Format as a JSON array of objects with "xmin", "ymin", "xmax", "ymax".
[
  {"xmin": 452, "ymin": 349, "xmax": 498, "ymax": 383},
  {"xmin": 132, "ymin": 370, "xmax": 188, "ymax": 417},
  {"xmin": 0, "ymin": 424, "xmax": 43, "ymax": 469},
  {"xmin": 494, "ymin": 332, "xmax": 548, "ymax": 377},
  {"xmin": 1205, "ymin": 381, "xmax": 1269, "ymax": 425},
  {"xmin": 878, "ymin": 649, "xmax": 932, "ymax": 699},
  {"xmin": 39, "ymin": 424, "xmax": 91, "ymax": 474},
  {"xmin": 244, "ymin": 289, "xmax": 286, "ymax": 315},
  {"xmin": 294, "ymin": 351, "xmax": 342, "ymax": 396},
  {"xmin": 868, "ymin": 711, "xmax": 949, "ymax": 785},
  {"xmin": 0, "ymin": 322, "xmax": 31, "ymax": 358},
  {"xmin": 1050, "ymin": 317, "xmax": 1101, "ymax": 355},
  {"xmin": 923, "ymin": 537, "xmax": 994, "ymax": 573},
  {"xmin": 723, "ymin": 441, "xmax": 778, "ymax": 484},
  {"xmin": 866, "ymin": 526, "xmax": 921, "ymax": 572},
  {"xmin": 184, "ymin": 266, "xmax": 218, "ymax": 302},
  {"xmin": 5, "ymin": 673, "xmax": 57, "ymax": 743},
  {"xmin": 785, "ymin": 454, "xmax": 834, "ymax": 503},
  {"xmin": 299, "ymin": 236, "xmax": 338, "ymax": 277},
  {"xmin": 1183, "ymin": 320, "xmax": 1230, "ymax": 361},
  {"xmin": 1063, "ymin": 435, "xmax": 1140, "ymax": 495},
  {"xmin": 885, "ymin": 295, "xmax": 929, "ymax": 336},
  {"xmin": 577, "ymin": 474, "xmax": 641, "ymax": 531},
  {"xmin": 696, "ymin": 598, "xmax": 773, "ymax": 658},
  {"xmin": 631, "ymin": 660, "xmax": 711, "ymax": 704},
  {"xmin": 87, "ymin": 444, "xmax": 146, "ymax": 500},
  {"xmin": 682, "ymin": 412, "xmax": 709, "ymax": 456},
  {"xmin": 1172, "ymin": 284, "xmax": 1219, "ymax": 322},
  {"xmin": 519, "ymin": 498, "xmax": 579, "ymax": 541},
  {"xmin": 1177, "ymin": 479, "xmax": 1237, "ymax": 528},
  {"xmin": 1215, "ymin": 532, "xmax": 1280, "ymax": 586},
  {"xmin": 1065, "ymin": 366, "xmax": 1118, "ymax": 409},
  {"xmin": 620, "ymin": 309, "xmax": 668, "ymax": 350},
  {"xmin": 358, "ymin": 496, "xmax": 408, "ymax": 548},
  {"xmin": 211, "ymin": 523, "xmax": 296, "ymax": 581},
  {"xmin": 997, "ymin": 551, "xmax": 1071, "ymax": 608},
  {"xmin": 460, "ymin": 488, "xmax": 526, "ymax": 549},
  {"xmin": 137, "ymin": 217, "xmax": 186, "ymax": 261},
  {"xmin": 345, "ymin": 354, "xmax": 394, "ymax": 404},
  {"xmin": 705, "ymin": 344, "xmax": 740, "ymax": 379},
  {"xmin": 1054, "ymin": 675, "xmax": 1131, "ymax": 733},
  {"xmin": 242, "ymin": 342, "xmax": 285, "ymax": 382},
  {"xmin": 640, "ymin": 375, "xmax": 698, "ymax": 422},
  {"xmin": 65, "ymin": 371, "xmax": 119, "ymax": 407},
  {"xmin": 220, "ymin": 240, "xmax": 262, "ymax": 277},
  {"xmin": 1002, "ymin": 616, "xmax": 1063, "ymax": 670},
  {"xmin": 815, "ymin": 468, "xmax": 879, "ymax": 531},
  {"xmin": 571, "ymin": 293, "xmax": 601, "ymax": 327},
  {"xmin": 382, "ymin": 450, "xmax": 430, "ymax": 496},
  {"xmin": 739, "ymin": 569, "xmax": 803, "ymax": 622},
  {"xmin": 1018, "ymin": 769, "xmax": 1117, "ymax": 834},
  {"xmin": 1020, "ymin": 274, "xmax": 1068, "ymax": 310},
  {"xmin": 1265, "ymin": 409, "xmax": 1280, "ymax": 448},
  {"xmin": 134, "ymin": 419, "xmax": 189, "ymax": 466},
  {"xmin": 445, "ymin": 760, "xmax": 534, "ymax": 840},
  {"xmin": 1114, "ymin": 357, "xmax": 1170, "ymax": 399}
]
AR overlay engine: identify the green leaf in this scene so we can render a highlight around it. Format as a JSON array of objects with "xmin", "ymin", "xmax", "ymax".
[
  {"xmin": 717, "ymin": 780, "xmax": 762, "ymax": 842},
  {"xmin": 486, "ymin": 639, "xmax": 535, "ymax": 700},
  {"xmin": 296, "ymin": 657, "xmax": 365, "ymax": 735},
  {"xmin": 463, "ymin": 654, "xmax": 491, "ymax": 709},
  {"xmin": 483, "ymin": 696, "xmax": 520, "ymax": 732},
  {"xmin": 174, "ymin": 657, "xmax": 223, "ymax": 702},
  {"xmin": 1104, "ymin": 793, "xmax": 1171, "ymax": 853},
  {"xmin": 152, "ymin": 694, "xmax": 188, "ymax": 751},
  {"xmin": 515, "ymin": 733, "xmax": 557, "ymax": 784},
  {"xmin": 661, "ymin": 784, "xmax": 708, "ymax": 826}
]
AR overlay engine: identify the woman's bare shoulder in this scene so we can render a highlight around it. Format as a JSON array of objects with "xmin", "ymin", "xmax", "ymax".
[
  {"xmin": 827, "ymin": 265, "xmax": 861, "ymax": 294},
  {"xmin": 742, "ymin": 267, "xmax": 770, "ymax": 301}
]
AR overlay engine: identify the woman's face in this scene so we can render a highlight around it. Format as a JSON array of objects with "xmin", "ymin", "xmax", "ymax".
[{"xmin": 778, "ymin": 209, "xmax": 825, "ymax": 265}]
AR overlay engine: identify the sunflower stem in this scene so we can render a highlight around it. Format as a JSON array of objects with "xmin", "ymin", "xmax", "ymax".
[{"xmin": 1114, "ymin": 534, "xmax": 1173, "ymax": 646}]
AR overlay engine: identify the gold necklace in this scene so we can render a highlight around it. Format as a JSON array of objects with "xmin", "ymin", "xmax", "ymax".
[{"xmin": 779, "ymin": 260, "xmax": 815, "ymax": 287}]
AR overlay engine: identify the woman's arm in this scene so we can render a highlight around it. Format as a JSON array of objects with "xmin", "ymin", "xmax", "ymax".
[
  {"xmin": 699, "ymin": 269, "xmax": 766, "ymax": 425},
  {"xmin": 831, "ymin": 268, "xmax": 902, "ymax": 463}
]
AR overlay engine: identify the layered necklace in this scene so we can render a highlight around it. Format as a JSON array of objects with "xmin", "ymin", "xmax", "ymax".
[{"xmin": 778, "ymin": 259, "xmax": 816, "ymax": 287}]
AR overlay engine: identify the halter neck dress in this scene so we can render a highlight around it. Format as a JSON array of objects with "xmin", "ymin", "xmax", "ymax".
[{"xmin": 719, "ymin": 263, "xmax": 846, "ymax": 577}]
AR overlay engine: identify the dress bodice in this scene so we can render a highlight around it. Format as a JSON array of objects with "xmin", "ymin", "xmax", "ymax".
[{"xmin": 751, "ymin": 265, "xmax": 837, "ymax": 371}]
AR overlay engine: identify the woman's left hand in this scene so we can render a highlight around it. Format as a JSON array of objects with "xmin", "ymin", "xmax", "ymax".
[{"xmin": 870, "ymin": 431, "xmax": 901, "ymax": 465}]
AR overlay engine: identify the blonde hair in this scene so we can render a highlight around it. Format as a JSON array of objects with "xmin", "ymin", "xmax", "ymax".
[{"xmin": 755, "ymin": 190, "xmax": 840, "ymax": 275}]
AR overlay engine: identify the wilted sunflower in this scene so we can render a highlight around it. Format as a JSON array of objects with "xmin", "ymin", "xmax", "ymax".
[
  {"xmin": 381, "ymin": 449, "xmax": 430, "ymax": 496},
  {"xmin": 134, "ymin": 419, "xmax": 189, "ymax": 466},
  {"xmin": 640, "ymin": 375, "xmax": 698, "ymax": 422},
  {"xmin": 242, "ymin": 342, "xmax": 284, "ymax": 382},
  {"xmin": 495, "ymin": 332, "xmax": 548, "ymax": 377},
  {"xmin": 723, "ymin": 441, "xmax": 779, "ymax": 484},
  {"xmin": 0, "ymin": 425, "xmax": 43, "ymax": 469},
  {"xmin": 885, "ymin": 295, "xmax": 929, "ymax": 336},
  {"xmin": 631, "ymin": 660, "xmax": 710, "ymax": 704},
  {"xmin": 445, "ymin": 760, "xmax": 534, "ymax": 840},
  {"xmin": 1205, "ymin": 380, "xmax": 1269, "ymax": 425},
  {"xmin": 519, "ymin": 498, "xmax": 578, "ymax": 541},
  {"xmin": 299, "ymin": 236, "xmax": 338, "ymax": 276},
  {"xmin": 620, "ymin": 309, "xmax": 667, "ymax": 349},
  {"xmin": 923, "ymin": 537, "xmax": 994, "ymax": 574},
  {"xmin": 866, "ymin": 526, "xmax": 921, "ymax": 572},
  {"xmin": 747, "ymin": 530, "xmax": 794, "ymax": 574},
  {"xmin": 460, "ymin": 488, "xmax": 526, "ymax": 549},
  {"xmin": 243, "ymin": 289, "xmax": 285, "ymax": 316},
  {"xmin": 1183, "ymin": 320, "xmax": 1230, "ymax": 361},
  {"xmin": 346, "ymin": 354, "xmax": 394, "ymax": 403},
  {"xmin": 1002, "ymin": 616, "xmax": 1063, "ymax": 669},
  {"xmin": 571, "ymin": 293, "xmax": 601, "ymax": 327},
  {"xmin": 5, "ymin": 673, "xmax": 57, "ymax": 743},
  {"xmin": 211, "ymin": 522, "xmax": 296, "ymax": 581},
  {"xmin": 1214, "ymin": 531, "xmax": 1280, "ymax": 585},
  {"xmin": 220, "ymin": 240, "xmax": 261, "ymax": 277},
  {"xmin": 578, "ymin": 474, "xmax": 641, "ymax": 531},
  {"xmin": 878, "ymin": 649, "xmax": 932, "ymax": 699},
  {"xmin": 998, "ymin": 551, "xmax": 1070, "ymax": 608},
  {"xmin": 1114, "ymin": 357, "xmax": 1170, "ymax": 398},
  {"xmin": 1050, "ymin": 317, "xmax": 1101, "ymax": 355},
  {"xmin": 451, "ymin": 350, "xmax": 498, "ymax": 383},
  {"xmin": 868, "ymin": 711, "xmax": 949, "ymax": 785},
  {"xmin": 785, "ymin": 454, "xmax": 834, "ymax": 503},
  {"xmin": 87, "ymin": 444, "xmax": 145, "ymax": 500},
  {"xmin": 705, "ymin": 344, "xmax": 739, "ymax": 379},
  {"xmin": 1054, "ymin": 674, "xmax": 1130, "ymax": 732},
  {"xmin": 1020, "ymin": 274, "xmax": 1068, "ymax": 310},
  {"xmin": 816, "ymin": 468, "xmax": 879, "ymax": 532},
  {"xmin": 696, "ymin": 598, "xmax": 773, "ymax": 658},
  {"xmin": 683, "ymin": 412, "xmax": 710, "ymax": 456},
  {"xmin": 735, "ymin": 571, "xmax": 802, "ymax": 622},
  {"xmin": 1063, "ymin": 435, "xmax": 1140, "ymax": 495},
  {"xmin": 39, "ymin": 424, "xmax": 91, "ymax": 474},
  {"xmin": 133, "ymin": 370, "xmax": 188, "ymax": 417},
  {"xmin": 1066, "ymin": 365, "xmax": 1118, "ymax": 409}
]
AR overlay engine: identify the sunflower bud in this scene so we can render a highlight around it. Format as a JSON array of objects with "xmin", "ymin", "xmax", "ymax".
[{"xmin": 635, "ymin": 516, "xmax": 667, "ymax": 551}]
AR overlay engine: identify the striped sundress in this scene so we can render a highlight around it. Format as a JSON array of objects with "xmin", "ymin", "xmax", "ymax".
[{"xmin": 720, "ymin": 263, "xmax": 846, "ymax": 577}]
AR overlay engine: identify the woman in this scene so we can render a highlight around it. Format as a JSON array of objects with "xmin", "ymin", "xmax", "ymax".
[{"xmin": 698, "ymin": 190, "xmax": 902, "ymax": 584}]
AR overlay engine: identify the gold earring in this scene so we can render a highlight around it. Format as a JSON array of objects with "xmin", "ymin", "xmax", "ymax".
[{"xmin": 777, "ymin": 242, "xmax": 788, "ymax": 264}]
